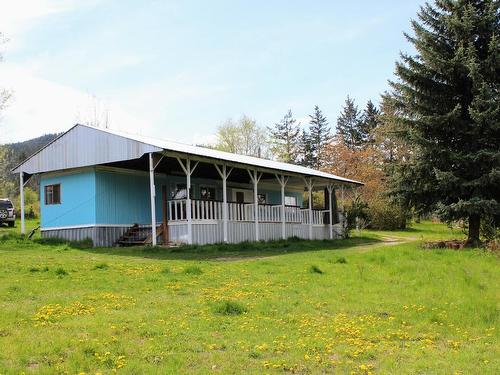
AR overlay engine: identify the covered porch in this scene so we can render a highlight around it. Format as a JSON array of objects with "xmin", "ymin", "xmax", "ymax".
[{"xmin": 113, "ymin": 149, "xmax": 351, "ymax": 246}]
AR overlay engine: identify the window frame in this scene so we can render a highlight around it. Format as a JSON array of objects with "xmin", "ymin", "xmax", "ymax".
[{"xmin": 44, "ymin": 184, "xmax": 61, "ymax": 205}]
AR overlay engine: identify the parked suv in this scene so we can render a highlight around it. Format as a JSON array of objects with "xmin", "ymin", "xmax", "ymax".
[{"xmin": 0, "ymin": 198, "xmax": 16, "ymax": 227}]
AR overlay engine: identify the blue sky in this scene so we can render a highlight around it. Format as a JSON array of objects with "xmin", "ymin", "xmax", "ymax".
[{"xmin": 0, "ymin": 0, "xmax": 424, "ymax": 143}]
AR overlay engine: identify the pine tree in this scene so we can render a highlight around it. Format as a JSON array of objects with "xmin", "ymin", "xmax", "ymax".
[
  {"xmin": 389, "ymin": 0, "xmax": 499, "ymax": 246},
  {"xmin": 268, "ymin": 109, "xmax": 301, "ymax": 163},
  {"xmin": 298, "ymin": 129, "xmax": 314, "ymax": 168},
  {"xmin": 336, "ymin": 96, "xmax": 363, "ymax": 149},
  {"xmin": 359, "ymin": 100, "xmax": 380, "ymax": 144},
  {"xmin": 308, "ymin": 105, "xmax": 331, "ymax": 169}
]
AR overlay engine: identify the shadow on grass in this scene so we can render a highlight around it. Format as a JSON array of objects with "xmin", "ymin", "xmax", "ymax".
[{"xmin": 73, "ymin": 236, "xmax": 382, "ymax": 261}]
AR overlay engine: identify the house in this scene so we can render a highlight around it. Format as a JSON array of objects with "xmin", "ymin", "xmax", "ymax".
[{"xmin": 12, "ymin": 124, "xmax": 362, "ymax": 246}]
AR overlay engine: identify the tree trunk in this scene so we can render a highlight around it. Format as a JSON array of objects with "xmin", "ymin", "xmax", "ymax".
[{"xmin": 465, "ymin": 214, "xmax": 481, "ymax": 247}]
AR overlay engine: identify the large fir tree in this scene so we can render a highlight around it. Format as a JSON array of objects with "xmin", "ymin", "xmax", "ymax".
[
  {"xmin": 308, "ymin": 105, "xmax": 331, "ymax": 169},
  {"xmin": 268, "ymin": 109, "xmax": 301, "ymax": 163},
  {"xmin": 390, "ymin": 0, "xmax": 499, "ymax": 246},
  {"xmin": 336, "ymin": 96, "xmax": 363, "ymax": 149},
  {"xmin": 298, "ymin": 129, "xmax": 315, "ymax": 168},
  {"xmin": 359, "ymin": 100, "xmax": 380, "ymax": 144}
]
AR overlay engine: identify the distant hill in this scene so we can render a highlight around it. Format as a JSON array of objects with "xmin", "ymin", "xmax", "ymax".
[{"xmin": 0, "ymin": 133, "xmax": 60, "ymax": 196}]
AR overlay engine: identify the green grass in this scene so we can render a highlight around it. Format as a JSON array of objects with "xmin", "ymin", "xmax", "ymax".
[{"xmin": 0, "ymin": 221, "xmax": 498, "ymax": 374}]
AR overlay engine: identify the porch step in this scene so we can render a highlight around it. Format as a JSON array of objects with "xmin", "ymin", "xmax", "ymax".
[{"xmin": 114, "ymin": 224, "xmax": 166, "ymax": 247}]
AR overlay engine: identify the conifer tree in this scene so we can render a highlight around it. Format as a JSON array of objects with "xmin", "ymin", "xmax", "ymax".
[
  {"xmin": 298, "ymin": 129, "xmax": 314, "ymax": 168},
  {"xmin": 389, "ymin": 0, "xmax": 499, "ymax": 246},
  {"xmin": 359, "ymin": 100, "xmax": 380, "ymax": 144},
  {"xmin": 268, "ymin": 109, "xmax": 300, "ymax": 163},
  {"xmin": 308, "ymin": 105, "xmax": 331, "ymax": 169},
  {"xmin": 336, "ymin": 96, "xmax": 363, "ymax": 149}
]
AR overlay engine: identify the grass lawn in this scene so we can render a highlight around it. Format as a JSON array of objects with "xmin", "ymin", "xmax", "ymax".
[{"xmin": 0, "ymin": 221, "xmax": 498, "ymax": 374}]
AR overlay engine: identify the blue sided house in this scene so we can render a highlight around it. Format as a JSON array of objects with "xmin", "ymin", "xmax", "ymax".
[{"xmin": 13, "ymin": 124, "xmax": 362, "ymax": 246}]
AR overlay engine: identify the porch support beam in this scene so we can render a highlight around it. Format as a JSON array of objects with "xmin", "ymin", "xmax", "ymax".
[
  {"xmin": 248, "ymin": 169, "xmax": 262, "ymax": 241},
  {"xmin": 304, "ymin": 177, "xmax": 314, "ymax": 240},
  {"xmin": 275, "ymin": 174, "xmax": 289, "ymax": 240},
  {"xmin": 148, "ymin": 153, "xmax": 157, "ymax": 246},
  {"xmin": 326, "ymin": 183, "xmax": 334, "ymax": 240},
  {"xmin": 215, "ymin": 163, "xmax": 233, "ymax": 243},
  {"xmin": 19, "ymin": 172, "xmax": 25, "ymax": 235},
  {"xmin": 177, "ymin": 157, "xmax": 199, "ymax": 245}
]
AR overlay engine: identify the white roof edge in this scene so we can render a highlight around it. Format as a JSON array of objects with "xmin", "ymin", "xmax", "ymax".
[{"xmin": 12, "ymin": 123, "xmax": 363, "ymax": 186}]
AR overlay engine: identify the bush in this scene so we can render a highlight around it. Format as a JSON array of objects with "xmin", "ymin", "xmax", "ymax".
[
  {"xmin": 309, "ymin": 265, "xmax": 324, "ymax": 274},
  {"xmin": 69, "ymin": 238, "xmax": 93, "ymax": 249},
  {"xmin": 214, "ymin": 300, "xmax": 247, "ymax": 316},
  {"xmin": 366, "ymin": 199, "xmax": 407, "ymax": 230},
  {"xmin": 334, "ymin": 257, "xmax": 348, "ymax": 264},
  {"xmin": 55, "ymin": 267, "xmax": 68, "ymax": 276}
]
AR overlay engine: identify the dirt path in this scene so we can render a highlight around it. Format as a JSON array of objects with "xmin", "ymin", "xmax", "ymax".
[{"xmin": 211, "ymin": 235, "xmax": 419, "ymax": 262}]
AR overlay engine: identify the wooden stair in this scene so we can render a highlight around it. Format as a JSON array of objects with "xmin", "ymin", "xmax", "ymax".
[{"xmin": 115, "ymin": 224, "xmax": 166, "ymax": 247}]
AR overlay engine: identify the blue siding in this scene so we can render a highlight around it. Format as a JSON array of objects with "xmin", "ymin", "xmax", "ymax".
[
  {"xmin": 95, "ymin": 169, "xmax": 169, "ymax": 225},
  {"xmin": 40, "ymin": 169, "xmax": 96, "ymax": 228},
  {"xmin": 40, "ymin": 167, "xmax": 306, "ymax": 229}
]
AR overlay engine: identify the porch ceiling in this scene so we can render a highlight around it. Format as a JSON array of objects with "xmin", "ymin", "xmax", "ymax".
[{"xmin": 102, "ymin": 153, "xmax": 349, "ymax": 190}]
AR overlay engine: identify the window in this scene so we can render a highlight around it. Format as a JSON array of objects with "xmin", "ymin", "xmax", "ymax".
[
  {"xmin": 45, "ymin": 184, "xmax": 61, "ymax": 205},
  {"xmin": 172, "ymin": 184, "xmax": 194, "ymax": 199},
  {"xmin": 257, "ymin": 194, "xmax": 266, "ymax": 204},
  {"xmin": 285, "ymin": 195, "xmax": 297, "ymax": 206},
  {"xmin": 200, "ymin": 186, "xmax": 216, "ymax": 200}
]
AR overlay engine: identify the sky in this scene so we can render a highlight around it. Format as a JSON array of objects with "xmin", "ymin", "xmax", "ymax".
[{"xmin": 0, "ymin": 0, "xmax": 424, "ymax": 144}]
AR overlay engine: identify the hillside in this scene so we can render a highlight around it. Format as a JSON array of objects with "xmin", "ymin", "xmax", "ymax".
[{"xmin": 0, "ymin": 133, "xmax": 59, "ymax": 197}]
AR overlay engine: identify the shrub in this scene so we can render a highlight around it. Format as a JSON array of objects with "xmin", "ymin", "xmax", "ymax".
[
  {"xmin": 34, "ymin": 237, "xmax": 68, "ymax": 246},
  {"xmin": 184, "ymin": 266, "xmax": 203, "ymax": 275},
  {"xmin": 334, "ymin": 257, "xmax": 348, "ymax": 264},
  {"xmin": 55, "ymin": 267, "xmax": 68, "ymax": 276},
  {"xmin": 214, "ymin": 300, "xmax": 247, "ymax": 316},
  {"xmin": 367, "ymin": 199, "xmax": 407, "ymax": 230},
  {"xmin": 309, "ymin": 265, "xmax": 324, "ymax": 274}
]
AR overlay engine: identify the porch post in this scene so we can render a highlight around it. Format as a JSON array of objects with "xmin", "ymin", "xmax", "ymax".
[
  {"xmin": 248, "ymin": 169, "xmax": 262, "ymax": 241},
  {"xmin": 327, "ymin": 183, "xmax": 334, "ymax": 239},
  {"xmin": 304, "ymin": 178, "xmax": 314, "ymax": 240},
  {"xmin": 148, "ymin": 153, "xmax": 157, "ymax": 246},
  {"xmin": 176, "ymin": 157, "xmax": 199, "ymax": 245},
  {"xmin": 215, "ymin": 164, "xmax": 233, "ymax": 243},
  {"xmin": 186, "ymin": 159, "xmax": 192, "ymax": 244},
  {"xmin": 19, "ymin": 172, "xmax": 25, "ymax": 235},
  {"xmin": 275, "ymin": 174, "xmax": 288, "ymax": 240}
]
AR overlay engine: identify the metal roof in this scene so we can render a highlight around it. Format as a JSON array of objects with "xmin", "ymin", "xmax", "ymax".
[{"xmin": 13, "ymin": 124, "xmax": 363, "ymax": 186}]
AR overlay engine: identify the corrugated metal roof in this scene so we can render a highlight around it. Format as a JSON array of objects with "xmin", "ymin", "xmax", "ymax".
[{"xmin": 13, "ymin": 124, "xmax": 363, "ymax": 186}]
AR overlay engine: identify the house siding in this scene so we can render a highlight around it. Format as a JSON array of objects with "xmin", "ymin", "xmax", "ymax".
[{"xmin": 40, "ymin": 169, "xmax": 96, "ymax": 228}]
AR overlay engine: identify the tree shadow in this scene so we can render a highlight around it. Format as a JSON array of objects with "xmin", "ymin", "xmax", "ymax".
[{"xmin": 72, "ymin": 236, "xmax": 382, "ymax": 261}]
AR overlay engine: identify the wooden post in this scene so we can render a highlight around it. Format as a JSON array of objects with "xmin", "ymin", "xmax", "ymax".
[
  {"xmin": 20, "ymin": 172, "xmax": 25, "ymax": 235},
  {"xmin": 248, "ymin": 169, "xmax": 262, "ymax": 241},
  {"xmin": 327, "ymin": 184, "xmax": 334, "ymax": 239},
  {"xmin": 215, "ymin": 164, "xmax": 233, "ymax": 243},
  {"xmin": 275, "ymin": 174, "xmax": 288, "ymax": 240},
  {"xmin": 177, "ymin": 157, "xmax": 199, "ymax": 245},
  {"xmin": 148, "ymin": 153, "xmax": 157, "ymax": 246},
  {"xmin": 304, "ymin": 178, "xmax": 314, "ymax": 240},
  {"xmin": 162, "ymin": 185, "xmax": 168, "ymax": 244}
]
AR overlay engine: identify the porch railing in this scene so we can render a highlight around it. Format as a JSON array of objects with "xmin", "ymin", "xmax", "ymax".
[{"xmin": 167, "ymin": 199, "xmax": 328, "ymax": 225}]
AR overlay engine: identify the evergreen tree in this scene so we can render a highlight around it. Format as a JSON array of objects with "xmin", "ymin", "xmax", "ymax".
[
  {"xmin": 298, "ymin": 129, "xmax": 314, "ymax": 168},
  {"xmin": 336, "ymin": 96, "xmax": 363, "ymax": 148},
  {"xmin": 359, "ymin": 100, "xmax": 380, "ymax": 144},
  {"xmin": 268, "ymin": 109, "xmax": 301, "ymax": 163},
  {"xmin": 389, "ymin": 0, "xmax": 499, "ymax": 246},
  {"xmin": 308, "ymin": 105, "xmax": 331, "ymax": 169}
]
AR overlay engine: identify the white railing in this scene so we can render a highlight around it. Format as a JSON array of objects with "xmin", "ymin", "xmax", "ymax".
[
  {"xmin": 168, "ymin": 199, "xmax": 328, "ymax": 225},
  {"xmin": 168, "ymin": 199, "xmax": 223, "ymax": 221}
]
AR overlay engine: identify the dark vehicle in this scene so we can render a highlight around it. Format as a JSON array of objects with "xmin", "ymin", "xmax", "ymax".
[{"xmin": 0, "ymin": 199, "xmax": 16, "ymax": 227}]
